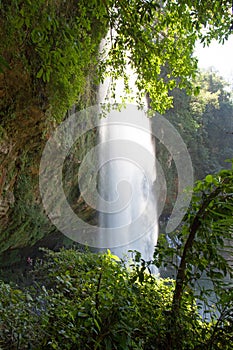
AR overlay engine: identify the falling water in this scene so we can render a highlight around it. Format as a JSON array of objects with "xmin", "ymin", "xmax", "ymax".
[
  {"xmin": 39, "ymin": 38, "xmax": 193, "ymax": 264},
  {"xmin": 97, "ymin": 76, "xmax": 158, "ymax": 262}
]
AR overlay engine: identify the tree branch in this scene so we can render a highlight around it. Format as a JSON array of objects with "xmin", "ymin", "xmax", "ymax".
[{"xmin": 171, "ymin": 183, "xmax": 226, "ymax": 314}]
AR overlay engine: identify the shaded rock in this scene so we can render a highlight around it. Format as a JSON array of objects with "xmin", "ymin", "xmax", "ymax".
[{"xmin": 0, "ymin": 191, "xmax": 15, "ymax": 217}]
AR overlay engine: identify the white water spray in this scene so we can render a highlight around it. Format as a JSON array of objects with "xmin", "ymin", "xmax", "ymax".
[{"xmin": 98, "ymin": 74, "xmax": 158, "ymax": 261}]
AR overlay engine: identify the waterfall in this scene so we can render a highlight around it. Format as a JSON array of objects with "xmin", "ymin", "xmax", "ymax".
[
  {"xmin": 97, "ymin": 75, "xmax": 158, "ymax": 262},
  {"xmin": 39, "ymin": 39, "xmax": 193, "ymax": 262}
]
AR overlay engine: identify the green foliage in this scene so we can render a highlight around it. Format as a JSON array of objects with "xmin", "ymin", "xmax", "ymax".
[
  {"xmin": 155, "ymin": 69, "xmax": 233, "ymax": 207},
  {"xmin": 0, "ymin": 282, "xmax": 38, "ymax": 349},
  {"xmin": 153, "ymin": 165, "xmax": 233, "ymax": 348},
  {"xmin": 98, "ymin": 0, "xmax": 233, "ymax": 112},
  {"xmin": 1, "ymin": 1, "xmax": 233, "ymax": 118},
  {"xmin": 154, "ymin": 166, "xmax": 233, "ymax": 318},
  {"xmin": 0, "ymin": 0, "xmax": 108, "ymax": 120},
  {"xmin": 0, "ymin": 248, "xmax": 214, "ymax": 350}
]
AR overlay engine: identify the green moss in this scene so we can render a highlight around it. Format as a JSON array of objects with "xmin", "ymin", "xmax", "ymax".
[{"xmin": 0, "ymin": 0, "xmax": 106, "ymax": 258}]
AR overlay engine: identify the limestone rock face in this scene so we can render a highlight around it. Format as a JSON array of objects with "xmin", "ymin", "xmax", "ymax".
[
  {"xmin": 0, "ymin": 59, "xmax": 54, "ymax": 255},
  {"xmin": 0, "ymin": 0, "xmax": 104, "ymax": 267},
  {"xmin": 0, "ymin": 65, "xmax": 97, "ymax": 258}
]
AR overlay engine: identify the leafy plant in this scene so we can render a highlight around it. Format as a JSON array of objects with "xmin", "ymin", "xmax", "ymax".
[
  {"xmin": 0, "ymin": 248, "xmax": 211, "ymax": 349},
  {"xmin": 154, "ymin": 165, "xmax": 233, "ymax": 348}
]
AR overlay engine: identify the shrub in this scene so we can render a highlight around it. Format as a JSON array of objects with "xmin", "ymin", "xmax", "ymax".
[{"xmin": 0, "ymin": 248, "xmax": 214, "ymax": 349}]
